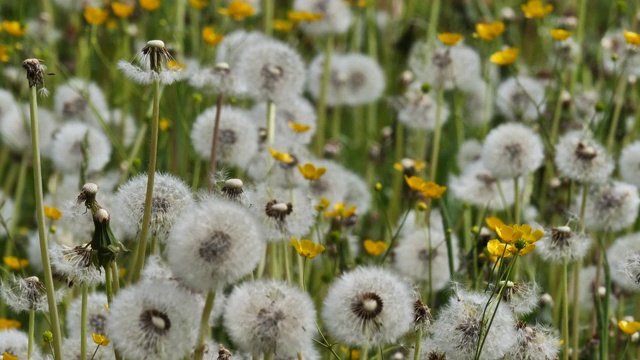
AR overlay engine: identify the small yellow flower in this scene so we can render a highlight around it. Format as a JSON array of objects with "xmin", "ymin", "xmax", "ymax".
[
  {"xmin": 2, "ymin": 21, "xmax": 26, "ymax": 37},
  {"xmin": 339, "ymin": 346, "xmax": 361, "ymax": 360},
  {"xmin": 298, "ymin": 163, "xmax": 326, "ymax": 181},
  {"xmin": 111, "ymin": 2, "xmax": 135, "ymax": 18},
  {"xmin": 168, "ymin": 59, "xmax": 186, "ymax": 71},
  {"xmin": 190, "ymin": 0, "xmax": 209, "ymax": 9},
  {"xmin": 363, "ymin": 240, "xmax": 387, "ymax": 256},
  {"xmin": 274, "ymin": 19, "xmax": 294, "ymax": 32},
  {"xmin": 159, "ymin": 118, "xmax": 171, "ymax": 132},
  {"xmin": 487, "ymin": 222, "xmax": 543, "ymax": 257},
  {"xmin": 0, "ymin": 318, "xmax": 21, "ymax": 330},
  {"xmin": 476, "ymin": 21, "xmax": 505, "ymax": 41},
  {"xmin": 290, "ymin": 238, "xmax": 325, "ymax": 259},
  {"xmin": 3, "ymin": 352, "xmax": 18, "ymax": 360},
  {"xmin": 84, "ymin": 7, "xmax": 109, "ymax": 25},
  {"xmin": 0, "ymin": 45, "xmax": 9, "ymax": 62},
  {"xmin": 3, "ymin": 256, "xmax": 29, "ymax": 270},
  {"xmin": 550, "ymin": 28, "xmax": 571, "ymax": 41},
  {"xmin": 619, "ymin": 320, "xmax": 640, "ymax": 335},
  {"xmin": 287, "ymin": 10, "xmax": 324, "ymax": 23},
  {"xmin": 624, "ymin": 30, "xmax": 640, "ymax": 46},
  {"xmin": 404, "ymin": 175, "xmax": 425, "ymax": 192},
  {"xmin": 139, "ymin": 0, "xmax": 160, "ymax": 11},
  {"xmin": 438, "ymin": 32, "xmax": 463, "ymax": 46},
  {"xmin": 521, "ymin": 0, "xmax": 553, "ymax": 18},
  {"xmin": 490, "ymin": 47, "xmax": 519, "ymax": 65},
  {"xmin": 287, "ymin": 121, "xmax": 311, "ymax": 133},
  {"xmin": 393, "ymin": 158, "xmax": 426, "ymax": 173},
  {"xmin": 269, "ymin": 148, "xmax": 295, "ymax": 164},
  {"xmin": 44, "ymin": 206, "xmax": 63, "ymax": 220},
  {"xmin": 218, "ymin": 0, "xmax": 256, "ymax": 21},
  {"xmin": 202, "ymin": 26, "xmax": 224, "ymax": 46},
  {"xmin": 315, "ymin": 197, "xmax": 330, "ymax": 212},
  {"xmin": 421, "ymin": 182, "xmax": 446, "ymax": 199},
  {"xmin": 324, "ymin": 203, "xmax": 357, "ymax": 218},
  {"xmin": 119, "ymin": 268, "xmax": 127, "ymax": 277},
  {"xmin": 92, "ymin": 333, "xmax": 111, "ymax": 346}
]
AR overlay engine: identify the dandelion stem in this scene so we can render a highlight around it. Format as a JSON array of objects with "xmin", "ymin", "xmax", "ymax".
[
  {"xmin": 428, "ymin": 87, "xmax": 444, "ymax": 182},
  {"xmin": 561, "ymin": 258, "xmax": 569, "ymax": 360},
  {"xmin": 283, "ymin": 241, "xmax": 292, "ymax": 285},
  {"xmin": 314, "ymin": 35, "xmax": 334, "ymax": 156},
  {"xmin": 105, "ymin": 263, "xmax": 114, "ymax": 304},
  {"xmin": 131, "ymin": 77, "xmax": 162, "ymax": 283},
  {"xmin": 208, "ymin": 94, "xmax": 224, "ymax": 192},
  {"xmin": 28, "ymin": 308, "xmax": 35, "ymax": 359},
  {"xmin": 606, "ymin": 74, "xmax": 627, "ymax": 152},
  {"xmin": 571, "ymin": 259, "xmax": 581, "ymax": 360},
  {"xmin": 4, "ymin": 156, "xmax": 28, "ymax": 260},
  {"xmin": 81, "ymin": 284, "xmax": 89, "ymax": 360},
  {"xmin": 194, "ymin": 291, "xmax": 216, "ymax": 360},
  {"xmin": 28, "ymin": 81, "xmax": 64, "ymax": 360},
  {"xmin": 413, "ymin": 328, "xmax": 422, "ymax": 360},
  {"xmin": 264, "ymin": 0, "xmax": 274, "ymax": 36}
]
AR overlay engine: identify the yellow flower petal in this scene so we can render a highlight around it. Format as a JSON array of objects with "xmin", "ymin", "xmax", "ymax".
[
  {"xmin": 490, "ymin": 47, "xmax": 519, "ymax": 65},
  {"xmin": 3, "ymin": 352, "xmax": 18, "ymax": 360},
  {"xmin": 274, "ymin": 19, "xmax": 294, "ymax": 32},
  {"xmin": 139, "ymin": 0, "xmax": 160, "ymax": 11},
  {"xmin": 624, "ymin": 30, "xmax": 640, "ymax": 46},
  {"xmin": 363, "ymin": 240, "xmax": 387, "ymax": 256},
  {"xmin": 619, "ymin": 320, "xmax": 640, "ymax": 335},
  {"xmin": 269, "ymin": 148, "xmax": 295, "ymax": 164},
  {"xmin": 111, "ymin": 2, "xmax": 135, "ymax": 18},
  {"xmin": 0, "ymin": 318, "xmax": 21, "ymax": 330},
  {"xmin": 438, "ymin": 32, "xmax": 463, "ymax": 46},
  {"xmin": 218, "ymin": 0, "xmax": 255, "ymax": 21},
  {"xmin": 287, "ymin": 121, "xmax": 311, "ymax": 133},
  {"xmin": 550, "ymin": 28, "xmax": 571, "ymax": 41},
  {"xmin": 92, "ymin": 333, "xmax": 111, "ymax": 346},
  {"xmin": 421, "ymin": 181, "xmax": 446, "ymax": 199},
  {"xmin": 487, "ymin": 239, "xmax": 514, "ymax": 258},
  {"xmin": 521, "ymin": 0, "xmax": 553, "ymax": 18},
  {"xmin": 485, "ymin": 216, "xmax": 505, "ymax": 231},
  {"xmin": 83, "ymin": 7, "xmax": 109, "ymax": 25},
  {"xmin": 290, "ymin": 238, "xmax": 325, "ymax": 259},
  {"xmin": 2, "ymin": 21, "xmax": 26, "ymax": 37},
  {"xmin": 202, "ymin": 26, "xmax": 224, "ymax": 46},
  {"xmin": 190, "ymin": 0, "xmax": 209, "ymax": 9},
  {"xmin": 3, "ymin": 256, "xmax": 29, "ymax": 270},
  {"xmin": 44, "ymin": 206, "xmax": 63, "ymax": 220},
  {"xmin": 476, "ymin": 21, "xmax": 505, "ymax": 41}
]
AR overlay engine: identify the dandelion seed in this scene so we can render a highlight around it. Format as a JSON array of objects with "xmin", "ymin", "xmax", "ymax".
[
  {"xmin": 49, "ymin": 242, "xmax": 105, "ymax": 287},
  {"xmin": 322, "ymin": 266, "xmax": 414, "ymax": 346},
  {"xmin": 508, "ymin": 321, "xmax": 560, "ymax": 359},
  {"xmin": 496, "ymin": 76, "xmax": 546, "ymax": 121},
  {"xmin": 536, "ymin": 226, "xmax": 591, "ymax": 263},
  {"xmin": 394, "ymin": 81, "xmax": 450, "ymax": 131},
  {"xmin": 450, "ymin": 161, "xmax": 518, "ymax": 210},
  {"xmin": 0, "ymin": 275, "xmax": 65, "ymax": 312},
  {"xmin": 54, "ymin": 78, "xmax": 109, "ymax": 124},
  {"xmin": 408, "ymin": 42, "xmax": 482, "ymax": 91}
]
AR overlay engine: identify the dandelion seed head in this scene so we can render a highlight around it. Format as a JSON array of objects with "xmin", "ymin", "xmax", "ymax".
[
  {"xmin": 555, "ymin": 131, "xmax": 613, "ymax": 183},
  {"xmin": 450, "ymin": 161, "xmax": 518, "ymax": 210},
  {"xmin": 608, "ymin": 233, "xmax": 640, "ymax": 292},
  {"xmin": 54, "ymin": 78, "xmax": 109, "ymax": 124},
  {"xmin": 51, "ymin": 121, "xmax": 112, "ymax": 175},
  {"xmin": 395, "ymin": 81, "xmax": 450, "ymax": 131},
  {"xmin": 67, "ymin": 292, "xmax": 109, "ymax": 338},
  {"xmin": 508, "ymin": 322, "xmax": 560, "ymax": 359},
  {"xmin": 583, "ymin": 181, "xmax": 639, "ymax": 231},
  {"xmin": 322, "ymin": 266, "xmax": 414, "ymax": 346},
  {"xmin": 294, "ymin": 0, "xmax": 352, "ymax": 36},
  {"xmin": 0, "ymin": 102, "xmax": 58, "ymax": 154},
  {"xmin": 536, "ymin": 226, "xmax": 591, "ymax": 263},
  {"xmin": 409, "ymin": 43, "xmax": 482, "ymax": 92},
  {"xmin": 496, "ymin": 76, "xmax": 546, "ymax": 121},
  {"xmin": 0, "ymin": 329, "xmax": 40, "ymax": 360},
  {"xmin": 481, "ymin": 123, "xmax": 544, "ymax": 178}
]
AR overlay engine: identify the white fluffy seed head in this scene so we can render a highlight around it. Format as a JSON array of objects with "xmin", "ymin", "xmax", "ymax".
[
  {"xmin": 536, "ymin": 227, "xmax": 591, "ymax": 263},
  {"xmin": 620, "ymin": 141, "xmax": 640, "ymax": 188},
  {"xmin": 450, "ymin": 161, "xmax": 519, "ymax": 211},
  {"xmin": 607, "ymin": 233, "xmax": 640, "ymax": 292},
  {"xmin": 395, "ymin": 81, "xmax": 450, "ymax": 131},
  {"xmin": 408, "ymin": 42, "xmax": 482, "ymax": 92},
  {"xmin": 554, "ymin": 130, "xmax": 613, "ymax": 184},
  {"xmin": 0, "ymin": 103, "xmax": 58, "ymax": 154},
  {"xmin": 583, "ymin": 181, "xmax": 640, "ymax": 231},
  {"xmin": 322, "ymin": 266, "xmax": 414, "ymax": 346},
  {"xmin": 107, "ymin": 281, "xmax": 199, "ymax": 360},
  {"xmin": 51, "ymin": 121, "xmax": 112, "ymax": 175},
  {"xmin": 508, "ymin": 322, "xmax": 560, "ymax": 359},
  {"xmin": 481, "ymin": 122, "xmax": 544, "ymax": 179},
  {"xmin": 496, "ymin": 76, "xmax": 546, "ymax": 121},
  {"xmin": 0, "ymin": 329, "xmax": 37, "ymax": 359},
  {"xmin": 249, "ymin": 97, "xmax": 317, "ymax": 147},
  {"xmin": 294, "ymin": 0, "xmax": 352, "ymax": 36},
  {"xmin": 167, "ymin": 197, "xmax": 265, "ymax": 292},
  {"xmin": 224, "ymin": 280, "xmax": 317, "ymax": 357},
  {"xmin": 67, "ymin": 292, "xmax": 109, "ymax": 338}
]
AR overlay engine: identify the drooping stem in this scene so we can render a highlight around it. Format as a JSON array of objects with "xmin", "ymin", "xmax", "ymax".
[
  {"xmin": 193, "ymin": 291, "xmax": 216, "ymax": 360},
  {"xmin": 28, "ymin": 84, "xmax": 63, "ymax": 360},
  {"xmin": 131, "ymin": 78, "xmax": 162, "ymax": 283},
  {"xmin": 208, "ymin": 94, "xmax": 224, "ymax": 192}
]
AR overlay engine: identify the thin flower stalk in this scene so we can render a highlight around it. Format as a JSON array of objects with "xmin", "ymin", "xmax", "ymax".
[
  {"xmin": 193, "ymin": 291, "xmax": 216, "ymax": 360},
  {"xmin": 428, "ymin": 87, "xmax": 444, "ymax": 182},
  {"xmin": 561, "ymin": 258, "xmax": 569, "ymax": 360},
  {"xmin": 23, "ymin": 58, "xmax": 63, "ymax": 360},
  {"xmin": 81, "ymin": 284, "xmax": 88, "ymax": 360},
  {"xmin": 131, "ymin": 76, "xmax": 161, "ymax": 283},
  {"xmin": 208, "ymin": 94, "xmax": 224, "ymax": 192},
  {"xmin": 314, "ymin": 35, "xmax": 334, "ymax": 156},
  {"xmin": 28, "ymin": 307, "xmax": 35, "ymax": 359},
  {"xmin": 264, "ymin": 0, "xmax": 274, "ymax": 36},
  {"xmin": 266, "ymin": 100, "xmax": 277, "ymax": 146}
]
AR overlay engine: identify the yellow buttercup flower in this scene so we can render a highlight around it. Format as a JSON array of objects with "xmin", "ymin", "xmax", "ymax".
[
  {"xmin": 274, "ymin": 19, "xmax": 294, "ymax": 32},
  {"xmin": 0, "ymin": 318, "xmax": 21, "ymax": 330},
  {"xmin": 290, "ymin": 238, "xmax": 325, "ymax": 259},
  {"xmin": 139, "ymin": 0, "xmax": 160, "ymax": 11},
  {"xmin": 159, "ymin": 118, "xmax": 171, "ymax": 131},
  {"xmin": 269, "ymin": 148, "xmax": 295, "ymax": 164},
  {"xmin": 298, "ymin": 163, "xmax": 326, "ymax": 181},
  {"xmin": 487, "ymin": 222, "xmax": 543, "ymax": 257},
  {"xmin": 438, "ymin": 32, "xmax": 463, "ymax": 46},
  {"xmin": 287, "ymin": 10, "xmax": 323, "ymax": 22},
  {"xmin": 287, "ymin": 121, "xmax": 311, "ymax": 133},
  {"xmin": 476, "ymin": 21, "xmax": 505, "ymax": 41},
  {"xmin": 315, "ymin": 197, "xmax": 330, "ymax": 212},
  {"xmin": 84, "ymin": 7, "xmax": 109, "ymax": 25},
  {"xmin": 44, "ymin": 206, "xmax": 63, "ymax": 220},
  {"xmin": 324, "ymin": 202, "xmax": 357, "ymax": 218},
  {"xmin": 190, "ymin": 0, "xmax": 209, "ymax": 9},
  {"xmin": 3, "ymin": 256, "xmax": 29, "ymax": 270},
  {"xmin": 202, "ymin": 26, "xmax": 224, "ymax": 46},
  {"xmin": 3, "ymin": 352, "xmax": 18, "ymax": 360},
  {"xmin": 0, "ymin": 45, "xmax": 9, "ymax": 62},
  {"xmin": 550, "ymin": 28, "xmax": 571, "ymax": 41},
  {"xmin": 363, "ymin": 240, "xmax": 387, "ymax": 256},
  {"xmin": 490, "ymin": 47, "xmax": 519, "ymax": 65},
  {"xmin": 619, "ymin": 320, "xmax": 640, "ymax": 335},
  {"xmin": 92, "ymin": 333, "xmax": 111, "ymax": 346},
  {"xmin": 403, "ymin": 175, "xmax": 446, "ymax": 199},
  {"xmin": 111, "ymin": 2, "xmax": 135, "ymax": 18},
  {"xmin": 485, "ymin": 216, "xmax": 505, "ymax": 231},
  {"xmin": 624, "ymin": 30, "xmax": 640, "ymax": 46},
  {"xmin": 404, "ymin": 175, "xmax": 426, "ymax": 192},
  {"xmin": 218, "ymin": 0, "xmax": 255, "ymax": 21},
  {"xmin": 2, "ymin": 21, "xmax": 26, "ymax": 37},
  {"xmin": 521, "ymin": 0, "xmax": 553, "ymax": 18}
]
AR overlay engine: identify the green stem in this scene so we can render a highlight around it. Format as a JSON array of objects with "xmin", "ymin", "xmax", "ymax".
[
  {"xmin": 426, "ymin": 0, "xmax": 441, "ymax": 47},
  {"xmin": 283, "ymin": 241, "xmax": 292, "ymax": 285},
  {"xmin": 513, "ymin": 177, "xmax": 520, "ymax": 225},
  {"xmin": 314, "ymin": 36, "xmax": 334, "ymax": 156},
  {"xmin": 105, "ymin": 263, "xmax": 114, "ymax": 305},
  {"xmin": 413, "ymin": 328, "xmax": 422, "ymax": 360},
  {"xmin": 28, "ymin": 308, "xmax": 35, "ymax": 359},
  {"xmin": 571, "ymin": 260, "xmax": 581, "ymax": 360},
  {"xmin": 28, "ymin": 85, "xmax": 63, "ymax": 360},
  {"xmin": 264, "ymin": 0, "xmax": 274, "ymax": 36},
  {"xmin": 298, "ymin": 256, "xmax": 305, "ymax": 290},
  {"xmin": 4, "ymin": 156, "xmax": 28, "ymax": 260},
  {"xmin": 193, "ymin": 291, "xmax": 216, "ymax": 360},
  {"xmin": 600, "ymin": 235, "xmax": 611, "ymax": 360},
  {"xmin": 429, "ymin": 88, "xmax": 444, "ymax": 181},
  {"xmin": 561, "ymin": 258, "xmax": 569, "ymax": 360},
  {"xmin": 606, "ymin": 75, "xmax": 627, "ymax": 152},
  {"xmin": 81, "ymin": 284, "xmax": 89, "ymax": 360},
  {"xmin": 438, "ymin": 198, "xmax": 455, "ymax": 277},
  {"xmin": 131, "ymin": 78, "xmax": 161, "ymax": 283},
  {"xmin": 208, "ymin": 94, "xmax": 224, "ymax": 192}
]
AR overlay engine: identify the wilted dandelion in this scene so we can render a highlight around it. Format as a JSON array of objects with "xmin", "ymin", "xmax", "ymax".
[
  {"xmin": 0, "ymin": 275, "xmax": 65, "ymax": 312},
  {"xmin": 536, "ymin": 226, "xmax": 592, "ymax": 263},
  {"xmin": 117, "ymin": 40, "xmax": 184, "ymax": 85}
]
